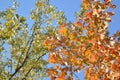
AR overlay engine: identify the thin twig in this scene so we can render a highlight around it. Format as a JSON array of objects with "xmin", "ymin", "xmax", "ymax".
[
  {"xmin": 22, "ymin": 53, "xmax": 47, "ymax": 79},
  {"xmin": 9, "ymin": 27, "xmax": 35, "ymax": 80}
]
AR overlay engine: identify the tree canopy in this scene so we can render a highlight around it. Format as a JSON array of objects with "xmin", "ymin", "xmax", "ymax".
[{"xmin": 0, "ymin": 0, "xmax": 120, "ymax": 80}]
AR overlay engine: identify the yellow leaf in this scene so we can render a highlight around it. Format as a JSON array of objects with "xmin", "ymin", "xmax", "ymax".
[
  {"xmin": 77, "ymin": 60, "xmax": 82, "ymax": 65},
  {"xmin": 58, "ymin": 23, "xmax": 68, "ymax": 36},
  {"xmin": 69, "ymin": 33, "xmax": 76, "ymax": 41},
  {"xmin": 84, "ymin": 49, "xmax": 91, "ymax": 57}
]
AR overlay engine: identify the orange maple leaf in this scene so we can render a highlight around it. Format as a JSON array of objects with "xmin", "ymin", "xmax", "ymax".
[
  {"xmin": 117, "ymin": 57, "xmax": 120, "ymax": 63},
  {"xmin": 89, "ymin": 53, "xmax": 98, "ymax": 63},
  {"xmin": 56, "ymin": 76, "xmax": 65, "ymax": 80},
  {"xmin": 48, "ymin": 55, "xmax": 56, "ymax": 63},
  {"xmin": 58, "ymin": 23, "xmax": 68, "ymax": 36},
  {"xmin": 74, "ymin": 21, "xmax": 82, "ymax": 27}
]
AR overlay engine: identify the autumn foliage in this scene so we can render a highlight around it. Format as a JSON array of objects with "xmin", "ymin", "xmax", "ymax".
[{"xmin": 43, "ymin": 0, "xmax": 120, "ymax": 80}]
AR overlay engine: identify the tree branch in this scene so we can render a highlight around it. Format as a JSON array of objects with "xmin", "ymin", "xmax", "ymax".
[
  {"xmin": 21, "ymin": 53, "xmax": 47, "ymax": 79},
  {"xmin": 9, "ymin": 29, "xmax": 35, "ymax": 80}
]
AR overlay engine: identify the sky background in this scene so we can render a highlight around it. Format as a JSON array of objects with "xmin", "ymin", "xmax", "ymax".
[
  {"xmin": 0, "ymin": 0, "xmax": 120, "ymax": 34},
  {"xmin": 0, "ymin": 0, "xmax": 120, "ymax": 80}
]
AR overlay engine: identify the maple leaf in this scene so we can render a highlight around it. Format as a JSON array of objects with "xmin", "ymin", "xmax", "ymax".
[
  {"xmin": 58, "ymin": 23, "xmax": 68, "ymax": 36},
  {"xmin": 89, "ymin": 53, "xmax": 98, "ymax": 63},
  {"xmin": 48, "ymin": 54, "xmax": 56, "ymax": 63},
  {"xmin": 117, "ymin": 57, "xmax": 120, "ymax": 63}
]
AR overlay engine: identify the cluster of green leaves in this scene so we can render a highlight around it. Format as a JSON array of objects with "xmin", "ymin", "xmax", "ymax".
[{"xmin": 0, "ymin": 0, "xmax": 66, "ymax": 80}]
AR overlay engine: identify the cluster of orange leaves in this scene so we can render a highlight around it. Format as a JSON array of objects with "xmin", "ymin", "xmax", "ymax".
[{"xmin": 43, "ymin": 0, "xmax": 120, "ymax": 80}]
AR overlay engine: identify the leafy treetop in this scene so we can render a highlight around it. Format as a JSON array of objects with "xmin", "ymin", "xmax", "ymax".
[{"xmin": 43, "ymin": 0, "xmax": 120, "ymax": 80}]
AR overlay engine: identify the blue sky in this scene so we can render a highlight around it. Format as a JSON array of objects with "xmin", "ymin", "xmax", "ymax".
[
  {"xmin": 0, "ymin": 0, "xmax": 120, "ymax": 80},
  {"xmin": 0, "ymin": 0, "xmax": 120, "ymax": 35}
]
